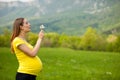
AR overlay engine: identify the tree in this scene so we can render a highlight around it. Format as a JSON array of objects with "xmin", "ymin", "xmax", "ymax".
[
  {"xmin": 0, "ymin": 28, "xmax": 11, "ymax": 47},
  {"xmin": 107, "ymin": 35, "xmax": 120, "ymax": 52},
  {"xmin": 80, "ymin": 27, "xmax": 105, "ymax": 51}
]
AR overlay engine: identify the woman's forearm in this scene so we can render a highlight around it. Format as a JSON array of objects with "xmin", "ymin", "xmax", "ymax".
[{"xmin": 31, "ymin": 38, "xmax": 42, "ymax": 56}]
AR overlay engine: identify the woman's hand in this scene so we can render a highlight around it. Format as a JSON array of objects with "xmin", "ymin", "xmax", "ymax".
[{"xmin": 38, "ymin": 30, "xmax": 44, "ymax": 39}]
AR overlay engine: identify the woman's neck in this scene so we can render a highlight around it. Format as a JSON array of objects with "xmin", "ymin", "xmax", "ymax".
[{"xmin": 18, "ymin": 31, "xmax": 26, "ymax": 40}]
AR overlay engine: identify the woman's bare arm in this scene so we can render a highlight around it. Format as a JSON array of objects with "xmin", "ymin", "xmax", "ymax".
[{"xmin": 18, "ymin": 31, "xmax": 44, "ymax": 57}]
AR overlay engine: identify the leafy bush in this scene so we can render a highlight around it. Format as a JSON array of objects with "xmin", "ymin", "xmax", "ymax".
[{"xmin": 0, "ymin": 28, "xmax": 120, "ymax": 52}]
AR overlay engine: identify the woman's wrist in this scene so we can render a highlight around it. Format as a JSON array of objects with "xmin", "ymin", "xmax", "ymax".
[{"xmin": 38, "ymin": 37, "xmax": 42, "ymax": 41}]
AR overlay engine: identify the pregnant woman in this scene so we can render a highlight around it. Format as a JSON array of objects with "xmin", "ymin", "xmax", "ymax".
[{"xmin": 10, "ymin": 18, "xmax": 44, "ymax": 80}]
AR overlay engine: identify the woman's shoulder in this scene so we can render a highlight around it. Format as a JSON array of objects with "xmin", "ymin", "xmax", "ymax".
[
  {"xmin": 13, "ymin": 37, "xmax": 20, "ymax": 41},
  {"xmin": 12, "ymin": 37, "xmax": 26, "ymax": 48},
  {"xmin": 12, "ymin": 37, "xmax": 24, "ymax": 44}
]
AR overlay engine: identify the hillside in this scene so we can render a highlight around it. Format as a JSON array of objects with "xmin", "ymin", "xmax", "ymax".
[{"xmin": 0, "ymin": 0, "xmax": 120, "ymax": 35}]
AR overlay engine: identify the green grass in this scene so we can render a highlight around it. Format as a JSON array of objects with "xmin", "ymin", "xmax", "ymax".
[{"xmin": 0, "ymin": 47, "xmax": 120, "ymax": 80}]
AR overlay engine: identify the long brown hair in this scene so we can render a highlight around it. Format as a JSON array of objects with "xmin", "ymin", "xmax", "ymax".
[{"xmin": 10, "ymin": 18, "xmax": 24, "ymax": 53}]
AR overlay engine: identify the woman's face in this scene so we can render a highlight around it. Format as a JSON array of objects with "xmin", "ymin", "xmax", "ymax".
[{"xmin": 21, "ymin": 19, "xmax": 31, "ymax": 32}]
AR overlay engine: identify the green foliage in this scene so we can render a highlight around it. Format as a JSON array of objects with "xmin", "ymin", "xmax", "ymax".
[
  {"xmin": 0, "ymin": 29, "xmax": 11, "ymax": 47},
  {"xmin": 27, "ymin": 32, "xmax": 38, "ymax": 45},
  {"xmin": 43, "ymin": 32, "xmax": 60, "ymax": 47},
  {"xmin": 67, "ymin": 36, "xmax": 81, "ymax": 50},
  {"xmin": 58, "ymin": 34, "xmax": 71, "ymax": 47},
  {"xmin": 107, "ymin": 35, "xmax": 120, "ymax": 52},
  {"xmin": 0, "ymin": 27, "xmax": 120, "ymax": 52},
  {"xmin": 114, "ymin": 36, "xmax": 120, "ymax": 52},
  {"xmin": 80, "ymin": 27, "xmax": 106, "ymax": 51},
  {"xmin": 45, "ymin": 33, "xmax": 82, "ymax": 50}
]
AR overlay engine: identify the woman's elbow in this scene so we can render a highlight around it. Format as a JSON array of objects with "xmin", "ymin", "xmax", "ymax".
[{"xmin": 27, "ymin": 52, "xmax": 36, "ymax": 57}]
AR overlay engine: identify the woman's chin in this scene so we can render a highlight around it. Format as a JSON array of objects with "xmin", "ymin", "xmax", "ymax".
[
  {"xmin": 29, "ymin": 29, "xmax": 31, "ymax": 31},
  {"xmin": 26, "ymin": 29, "xmax": 31, "ymax": 32}
]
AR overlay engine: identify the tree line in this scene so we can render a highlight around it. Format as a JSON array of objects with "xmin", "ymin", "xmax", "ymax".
[{"xmin": 0, "ymin": 27, "xmax": 120, "ymax": 52}]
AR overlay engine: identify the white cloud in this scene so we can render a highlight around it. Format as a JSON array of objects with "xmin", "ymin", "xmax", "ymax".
[
  {"xmin": 0, "ymin": 0, "xmax": 33, "ymax": 2},
  {"xmin": 45, "ymin": 0, "xmax": 52, "ymax": 4},
  {"xmin": 74, "ymin": 0, "xmax": 80, "ymax": 4}
]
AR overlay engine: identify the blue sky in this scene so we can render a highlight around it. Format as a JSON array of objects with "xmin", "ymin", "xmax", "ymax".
[{"xmin": 0, "ymin": 0, "xmax": 33, "ymax": 2}]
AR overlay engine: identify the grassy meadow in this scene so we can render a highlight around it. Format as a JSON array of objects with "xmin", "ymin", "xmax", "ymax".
[{"xmin": 0, "ymin": 47, "xmax": 120, "ymax": 80}]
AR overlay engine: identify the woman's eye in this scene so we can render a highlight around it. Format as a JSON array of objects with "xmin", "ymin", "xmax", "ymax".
[{"xmin": 26, "ymin": 22, "xmax": 28, "ymax": 24}]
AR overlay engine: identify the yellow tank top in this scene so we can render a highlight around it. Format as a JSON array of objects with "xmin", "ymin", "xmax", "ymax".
[{"xmin": 12, "ymin": 37, "xmax": 42, "ymax": 76}]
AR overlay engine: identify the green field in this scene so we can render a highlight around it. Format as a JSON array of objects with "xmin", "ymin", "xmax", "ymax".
[{"xmin": 0, "ymin": 47, "xmax": 120, "ymax": 80}]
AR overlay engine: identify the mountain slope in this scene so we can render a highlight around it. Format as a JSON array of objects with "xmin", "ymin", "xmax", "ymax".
[{"xmin": 0, "ymin": 0, "xmax": 120, "ymax": 35}]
